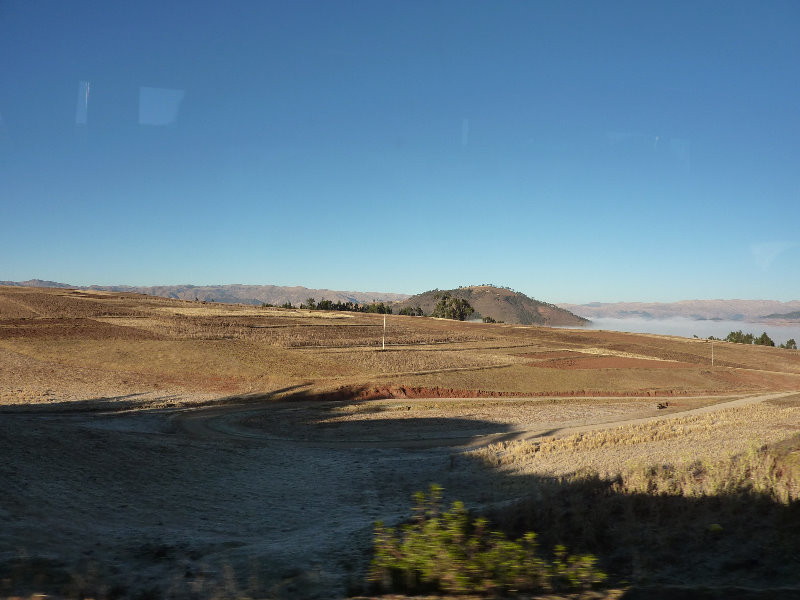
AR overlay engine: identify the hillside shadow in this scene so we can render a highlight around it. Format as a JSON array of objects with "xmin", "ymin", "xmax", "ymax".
[
  {"xmin": 0, "ymin": 384, "xmax": 312, "ymax": 414},
  {"xmin": 0, "ymin": 392, "xmax": 169, "ymax": 414},
  {"xmin": 474, "ymin": 468, "xmax": 800, "ymax": 598},
  {"xmin": 297, "ymin": 414, "xmax": 516, "ymax": 448},
  {"xmin": 3, "ymin": 388, "xmax": 799, "ymax": 599},
  {"xmin": 294, "ymin": 393, "xmax": 800, "ymax": 597},
  {"xmin": 261, "ymin": 394, "xmax": 800, "ymax": 594}
]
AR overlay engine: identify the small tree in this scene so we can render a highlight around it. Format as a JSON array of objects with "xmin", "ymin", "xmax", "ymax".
[
  {"xmin": 364, "ymin": 302, "xmax": 392, "ymax": 314},
  {"xmin": 725, "ymin": 330, "xmax": 754, "ymax": 344},
  {"xmin": 755, "ymin": 332, "xmax": 775, "ymax": 347}
]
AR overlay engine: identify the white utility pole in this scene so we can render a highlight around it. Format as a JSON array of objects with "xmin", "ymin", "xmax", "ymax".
[
  {"xmin": 382, "ymin": 314, "xmax": 386, "ymax": 350},
  {"xmin": 711, "ymin": 341, "xmax": 714, "ymax": 366}
]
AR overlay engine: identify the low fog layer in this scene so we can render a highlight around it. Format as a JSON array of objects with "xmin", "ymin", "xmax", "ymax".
[{"xmin": 585, "ymin": 317, "xmax": 800, "ymax": 346}]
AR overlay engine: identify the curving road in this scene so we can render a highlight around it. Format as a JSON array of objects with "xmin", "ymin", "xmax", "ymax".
[{"xmin": 173, "ymin": 390, "xmax": 799, "ymax": 450}]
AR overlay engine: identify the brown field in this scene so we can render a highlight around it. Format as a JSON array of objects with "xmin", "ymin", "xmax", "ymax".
[{"xmin": 1, "ymin": 285, "xmax": 799, "ymax": 599}]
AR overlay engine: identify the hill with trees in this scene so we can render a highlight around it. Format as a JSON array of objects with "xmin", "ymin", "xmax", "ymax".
[{"xmin": 392, "ymin": 285, "xmax": 589, "ymax": 326}]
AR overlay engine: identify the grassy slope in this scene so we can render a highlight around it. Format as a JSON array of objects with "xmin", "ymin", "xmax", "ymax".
[{"xmin": 2, "ymin": 285, "xmax": 800, "ymax": 407}]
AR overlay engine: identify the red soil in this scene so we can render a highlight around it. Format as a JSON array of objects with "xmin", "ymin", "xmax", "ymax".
[{"xmin": 312, "ymin": 384, "xmax": 711, "ymax": 402}]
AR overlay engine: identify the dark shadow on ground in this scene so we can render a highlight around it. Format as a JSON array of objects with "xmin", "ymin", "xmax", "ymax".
[
  {"xmin": 2, "ymin": 389, "xmax": 799, "ymax": 599},
  {"xmin": 303, "ymin": 396, "xmax": 800, "ymax": 597},
  {"xmin": 0, "ymin": 384, "xmax": 313, "ymax": 414},
  {"xmin": 479, "ymin": 466, "xmax": 800, "ymax": 598}
]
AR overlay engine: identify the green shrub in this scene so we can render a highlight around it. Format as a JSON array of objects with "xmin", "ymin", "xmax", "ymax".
[
  {"xmin": 369, "ymin": 484, "xmax": 605, "ymax": 596},
  {"xmin": 724, "ymin": 330, "xmax": 776, "ymax": 346}
]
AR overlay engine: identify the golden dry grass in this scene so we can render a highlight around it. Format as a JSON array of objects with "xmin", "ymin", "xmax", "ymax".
[
  {"xmin": 2, "ymin": 284, "xmax": 799, "ymax": 406},
  {"xmin": 472, "ymin": 395, "xmax": 800, "ymax": 484}
]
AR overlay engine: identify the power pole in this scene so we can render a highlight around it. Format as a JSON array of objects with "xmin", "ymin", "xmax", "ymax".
[
  {"xmin": 382, "ymin": 314, "xmax": 386, "ymax": 350},
  {"xmin": 711, "ymin": 341, "xmax": 714, "ymax": 366}
]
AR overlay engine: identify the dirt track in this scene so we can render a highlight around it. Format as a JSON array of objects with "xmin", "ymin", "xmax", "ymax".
[
  {"xmin": 172, "ymin": 390, "xmax": 793, "ymax": 449},
  {"xmin": 2, "ymin": 390, "xmax": 794, "ymax": 598}
]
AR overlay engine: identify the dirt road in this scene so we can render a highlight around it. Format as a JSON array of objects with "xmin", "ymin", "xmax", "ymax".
[
  {"xmin": 172, "ymin": 390, "xmax": 795, "ymax": 449},
  {"xmin": 1, "ymin": 390, "xmax": 795, "ymax": 598}
]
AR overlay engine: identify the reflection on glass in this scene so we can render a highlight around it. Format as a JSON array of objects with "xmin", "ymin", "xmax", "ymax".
[
  {"xmin": 75, "ymin": 80, "xmax": 90, "ymax": 125},
  {"xmin": 138, "ymin": 86, "xmax": 185, "ymax": 126}
]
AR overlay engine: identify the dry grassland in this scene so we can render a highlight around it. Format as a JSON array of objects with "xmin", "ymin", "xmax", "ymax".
[
  {"xmin": 2, "ymin": 285, "xmax": 800, "ymax": 598},
  {"xmin": 3, "ymin": 285, "xmax": 799, "ymax": 407},
  {"xmin": 473, "ymin": 395, "xmax": 800, "ymax": 482}
]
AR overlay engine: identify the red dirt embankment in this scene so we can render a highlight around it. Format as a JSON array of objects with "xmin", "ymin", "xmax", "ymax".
[{"xmin": 313, "ymin": 385, "xmax": 714, "ymax": 402}]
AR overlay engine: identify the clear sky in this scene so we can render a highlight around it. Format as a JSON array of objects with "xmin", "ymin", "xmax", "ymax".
[{"xmin": 1, "ymin": 1, "xmax": 798, "ymax": 303}]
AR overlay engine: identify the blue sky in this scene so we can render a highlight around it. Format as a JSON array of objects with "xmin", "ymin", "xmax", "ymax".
[{"xmin": 1, "ymin": 1, "xmax": 798, "ymax": 303}]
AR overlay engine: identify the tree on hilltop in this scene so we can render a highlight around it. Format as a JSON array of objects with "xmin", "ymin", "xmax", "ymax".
[
  {"xmin": 724, "ymin": 330, "xmax": 776, "ymax": 347},
  {"xmin": 431, "ymin": 292, "xmax": 475, "ymax": 321},
  {"xmin": 725, "ymin": 330, "xmax": 754, "ymax": 344}
]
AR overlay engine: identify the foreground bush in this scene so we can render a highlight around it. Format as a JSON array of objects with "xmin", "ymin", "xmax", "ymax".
[{"xmin": 369, "ymin": 484, "xmax": 606, "ymax": 596}]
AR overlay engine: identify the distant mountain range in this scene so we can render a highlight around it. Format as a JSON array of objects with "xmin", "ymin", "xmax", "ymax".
[
  {"xmin": 0, "ymin": 280, "xmax": 409, "ymax": 307},
  {"xmin": 558, "ymin": 299, "xmax": 800, "ymax": 322},
  {"xmin": 394, "ymin": 285, "xmax": 589, "ymax": 326},
  {"xmin": 1, "ymin": 279, "xmax": 74, "ymax": 289}
]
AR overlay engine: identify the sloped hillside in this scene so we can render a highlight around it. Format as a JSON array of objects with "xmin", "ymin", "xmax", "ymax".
[
  {"xmin": 394, "ymin": 285, "xmax": 589, "ymax": 326},
  {"xmin": 0, "ymin": 280, "xmax": 408, "ymax": 307}
]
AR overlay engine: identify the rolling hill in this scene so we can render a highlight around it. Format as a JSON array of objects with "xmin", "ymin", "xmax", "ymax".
[
  {"xmin": 393, "ymin": 285, "xmax": 589, "ymax": 326},
  {"xmin": 0, "ymin": 280, "xmax": 409, "ymax": 307}
]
